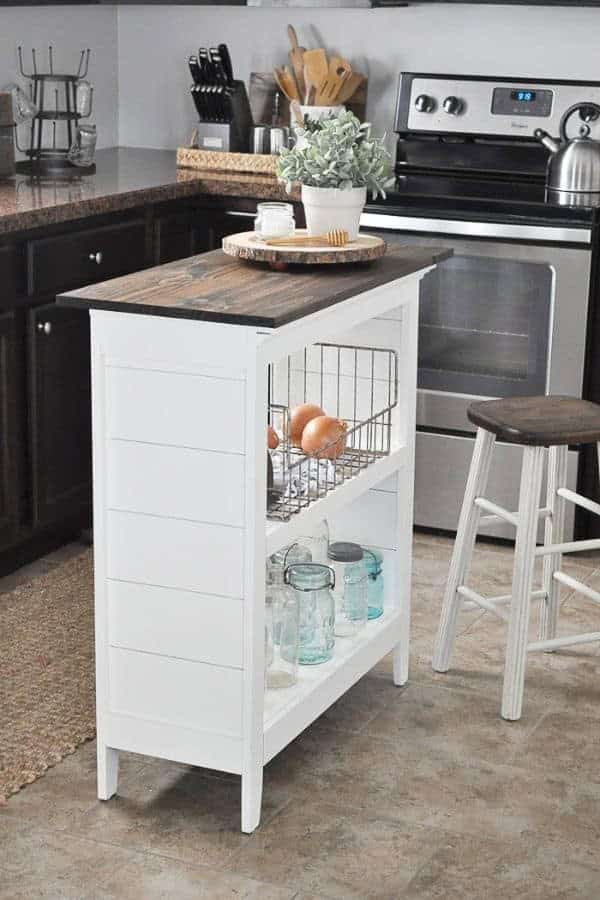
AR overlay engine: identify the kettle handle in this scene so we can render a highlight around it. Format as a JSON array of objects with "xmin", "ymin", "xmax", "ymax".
[{"xmin": 559, "ymin": 102, "xmax": 600, "ymax": 142}]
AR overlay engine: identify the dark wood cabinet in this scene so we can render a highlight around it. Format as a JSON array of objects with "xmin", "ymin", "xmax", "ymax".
[
  {"xmin": 28, "ymin": 303, "xmax": 92, "ymax": 528},
  {"xmin": 0, "ymin": 193, "xmax": 284, "ymax": 573},
  {"xmin": 28, "ymin": 219, "xmax": 147, "ymax": 296},
  {"xmin": 0, "ymin": 311, "xmax": 22, "ymax": 549}
]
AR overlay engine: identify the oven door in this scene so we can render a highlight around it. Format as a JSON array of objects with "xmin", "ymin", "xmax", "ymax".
[
  {"xmin": 361, "ymin": 213, "xmax": 591, "ymax": 537},
  {"xmin": 361, "ymin": 214, "xmax": 591, "ymax": 433}
]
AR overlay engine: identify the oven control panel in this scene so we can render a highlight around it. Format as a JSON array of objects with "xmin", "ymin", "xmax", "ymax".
[{"xmin": 398, "ymin": 74, "xmax": 600, "ymax": 139}]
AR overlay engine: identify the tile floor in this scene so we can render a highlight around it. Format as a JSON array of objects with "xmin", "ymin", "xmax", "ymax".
[{"xmin": 1, "ymin": 533, "xmax": 600, "ymax": 899}]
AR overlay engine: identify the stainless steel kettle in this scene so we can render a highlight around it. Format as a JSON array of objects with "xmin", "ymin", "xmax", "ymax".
[{"xmin": 535, "ymin": 102, "xmax": 600, "ymax": 193}]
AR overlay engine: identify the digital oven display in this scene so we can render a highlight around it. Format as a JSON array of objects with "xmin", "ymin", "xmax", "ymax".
[
  {"xmin": 511, "ymin": 90, "xmax": 536, "ymax": 103},
  {"xmin": 492, "ymin": 87, "xmax": 553, "ymax": 117}
]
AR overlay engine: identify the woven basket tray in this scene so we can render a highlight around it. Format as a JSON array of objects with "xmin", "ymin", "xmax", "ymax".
[{"xmin": 176, "ymin": 146, "xmax": 278, "ymax": 176}]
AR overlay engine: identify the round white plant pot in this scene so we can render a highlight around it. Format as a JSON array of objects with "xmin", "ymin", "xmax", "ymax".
[{"xmin": 301, "ymin": 185, "xmax": 367, "ymax": 241}]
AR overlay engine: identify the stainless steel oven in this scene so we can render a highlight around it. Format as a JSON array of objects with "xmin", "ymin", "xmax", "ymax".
[{"xmin": 361, "ymin": 212, "xmax": 593, "ymax": 538}]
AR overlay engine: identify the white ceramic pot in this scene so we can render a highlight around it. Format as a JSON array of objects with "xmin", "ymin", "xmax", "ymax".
[{"xmin": 301, "ymin": 185, "xmax": 367, "ymax": 241}]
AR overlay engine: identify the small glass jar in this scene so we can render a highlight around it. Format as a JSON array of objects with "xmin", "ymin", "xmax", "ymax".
[
  {"xmin": 254, "ymin": 202, "xmax": 295, "ymax": 239},
  {"xmin": 296, "ymin": 519, "xmax": 329, "ymax": 565},
  {"xmin": 327, "ymin": 542, "xmax": 368, "ymax": 638},
  {"xmin": 285, "ymin": 563, "xmax": 335, "ymax": 666},
  {"xmin": 363, "ymin": 547, "xmax": 384, "ymax": 620},
  {"xmin": 76, "ymin": 80, "xmax": 93, "ymax": 118},
  {"xmin": 265, "ymin": 584, "xmax": 298, "ymax": 689},
  {"xmin": 67, "ymin": 123, "xmax": 97, "ymax": 168}
]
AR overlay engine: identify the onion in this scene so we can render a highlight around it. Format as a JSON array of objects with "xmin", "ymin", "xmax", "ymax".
[
  {"xmin": 267, "ymin": 425, "xmax": 279, "ymax": 450},
  {"xmin": 301, "ymin": 416, "xmax": 347, "ymax": 460},
  {"xmin": 289, "ymin": 403, "xmax": 325, "ymax": 447}
]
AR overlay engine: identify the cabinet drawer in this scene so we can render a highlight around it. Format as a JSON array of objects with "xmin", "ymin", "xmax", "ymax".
[
  {"xmin": 0, "ymin": 243, "xmax": 26, "ymax": 307},
  {"xmin": 28, "ymin": 219, "xmax": 147, "ymax": 296}
]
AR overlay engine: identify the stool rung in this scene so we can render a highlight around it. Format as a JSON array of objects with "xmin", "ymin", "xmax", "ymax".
[
  {"xmin": 477, "ymin": 500, "xmax": 551, "ymax": 528},
  {"xmin": 535, "ymin": 537, "xmax": 600, "ymax": 557},
  {"xmin": 553, "ymin": 570, "xmax": 600, "ymax": 606},
  {"xmin": 528, "ymin": 631, "xmax": 600, "ymax": 653},
  {"xmin": 557, "ymin": 487, "xmax": 600, "ymax": 519},
  {"xmin": 457, "ymin": 585, "xmax": 509, "ymax": 621}
]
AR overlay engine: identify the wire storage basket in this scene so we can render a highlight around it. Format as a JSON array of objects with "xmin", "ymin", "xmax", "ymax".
[{"xmin": 267, "ymin": 342, "xmax": 399, "ymax": 522}]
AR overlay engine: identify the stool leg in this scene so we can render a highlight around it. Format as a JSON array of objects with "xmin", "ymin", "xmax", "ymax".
[
  {"xmin": 540, "ymin": 445, "xmax": 568, "ymax": 645},
  {"xmin": 433, "ymin": 428, "xmax": 495, "ymax": 673},
  {"xmin": 502, "ymin": 445, "xmax": 545, "ymax": 721}
]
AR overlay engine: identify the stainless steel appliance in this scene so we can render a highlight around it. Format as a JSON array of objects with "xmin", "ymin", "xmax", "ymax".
[
  {"xmin": 536, "ymin": 102, "xmax": 600, "ymax": 194},
  {"xmin": 361, "ymin": 73, "xmax": 600, "ymax": 539}
]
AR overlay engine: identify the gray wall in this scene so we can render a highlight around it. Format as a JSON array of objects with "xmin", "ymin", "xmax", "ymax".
[
  {"xmin": 117, "ymin": 3, "xmax": 600, "ymax": 150},
  {"xmin": 0, "ymin": 5, "xmax": 119, "ymax": 150}
]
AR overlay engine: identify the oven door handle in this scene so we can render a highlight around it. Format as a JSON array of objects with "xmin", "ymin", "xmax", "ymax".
[{"xmin": 360, "ymin": 212, "xmax": 591, "ymax": 246}]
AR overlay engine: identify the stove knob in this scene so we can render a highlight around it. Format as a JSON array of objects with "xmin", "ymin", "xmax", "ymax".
[
  {"xmin": 414, "ymin": 94, "xmax": 436, "ymax": 113},
  {"xmin": 443, "ymin": 95, "xmax": 464, "ymax": 116}
]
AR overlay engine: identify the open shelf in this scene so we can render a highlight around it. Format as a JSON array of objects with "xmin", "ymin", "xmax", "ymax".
[
  {"xmin": 263, "ymin": 611, "xmax": 402, "ymax": 764},
  {"xmin": 266, "ymin": 444, "xmax": 407, "ymax": 556}
]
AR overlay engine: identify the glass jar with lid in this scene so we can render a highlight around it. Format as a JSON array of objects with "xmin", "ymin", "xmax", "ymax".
[
  {"xmin": 264, "ymin": 544, "xmax": 311, "ymax": 690},
  {"xmin": 327, "ymin": 542, "xmax": 368, "ymax": 638},
  {"xmin": 254, "ymin": 202, "xmax": 295, "ymax": 239},
  {"xmin": 362, "ymin": 546, "xmax": 384, "ymax": 620},
  {"xmin": 284, "ymin": 563, "xmax": 335, "ymax": 665}
]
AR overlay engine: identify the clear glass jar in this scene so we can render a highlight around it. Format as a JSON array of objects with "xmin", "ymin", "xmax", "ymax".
[
  {"xmin": 254, "ymin": 202, "xmax": 295, "ymax": 239},
  {"xmin": 265, "ymin": 574, "xmax": 299, "ymax": 691},
  {"xmin": 296, "ymin": 519, "xmax": 329, "ymax": 565},
  {"xmin": 363, "ymin": 546, "xmax": 384, "ymax": 620},
  {"xmin": 327, "ymin": 542, "xmax": 368, "ymax": 638},
  {"xmin": 75, "ymin": 79, "xmax": 93, "ymax": 118},
  {"xmin": 285, "ymin": 563, "xmax": 335, "ymax": 666},
  {"xmin": 67, "ymin": 123, "xmax": 97, "ymax": 168},
  {"xmin": 264, "ymin": 543, "xmax": 311, "ymax": 690}
]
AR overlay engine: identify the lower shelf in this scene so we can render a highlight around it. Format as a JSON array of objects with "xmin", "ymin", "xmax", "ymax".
[{"xmin": 263, "ymin": 611, "xmax": 402, "ymax": 764}]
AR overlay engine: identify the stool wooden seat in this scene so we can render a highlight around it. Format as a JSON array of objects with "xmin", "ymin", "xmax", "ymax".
[
  {"xmin": 468, "ymin": 395, "xmax": 600, "ymax": 447},
  {"xmin": 433, "ymin": 395, "xmax": 600, "ymax": 721}
]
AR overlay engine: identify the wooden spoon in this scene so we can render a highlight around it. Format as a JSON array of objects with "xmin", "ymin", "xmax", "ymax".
[
  {"xmin": 265, "ymin": 229, "xmax": 350, "ymax": 248},
  {"xmin": 287, "ymin": 25, "xmax": 306, "ymax": 104},
  {"xmin": 336, "ymin": 71, "xmax": 366, "ymax": 105}
]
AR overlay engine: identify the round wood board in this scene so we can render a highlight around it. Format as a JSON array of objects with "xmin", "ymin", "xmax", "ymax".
[{"xmin": 222, "ymin": 230, "xmax": 387, "ymax": 266}]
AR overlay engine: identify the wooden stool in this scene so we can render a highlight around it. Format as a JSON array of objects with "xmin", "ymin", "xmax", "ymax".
[{"xmin": 432, "ymin": 396, "xmax": 600, "ymax": 721}]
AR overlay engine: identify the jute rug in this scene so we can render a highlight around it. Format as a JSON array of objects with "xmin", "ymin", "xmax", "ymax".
[{"xmin": 0, "ymin": 548, "xmax": 95, "ymax": 802}]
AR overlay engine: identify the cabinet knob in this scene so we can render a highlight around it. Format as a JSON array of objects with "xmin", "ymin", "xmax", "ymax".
[
  {"xmin": 89, "ymin": 251, "xmax": 103, "ymax": 264},
  {"xmin": 37, "ymin": 321, "xmax": 52, "ymax": 335}
]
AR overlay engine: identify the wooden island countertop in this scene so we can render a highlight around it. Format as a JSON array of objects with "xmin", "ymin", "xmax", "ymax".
[{"xmin": 58, "ymin": 243, "xmax": 452, "ymax": 329}]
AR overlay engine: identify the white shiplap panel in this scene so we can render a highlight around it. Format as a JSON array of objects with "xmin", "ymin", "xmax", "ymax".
[
  {"xmin": 108, "ymin": 647, "xmax": 243, "ymax": 737},
  {"xmin": 107, "ymin": 510, "xmax": 244, "ymax": 597},
  {"xmin": 108, "ymin": 580, "xmax": 243, "ymax": 669},
  {"xmin": 107, "ymin": 366, "xmax": 245, "ymax": 453},
  {"xmin": 107, "ymin": 440, "xmax": 245, "ymax": 527}
]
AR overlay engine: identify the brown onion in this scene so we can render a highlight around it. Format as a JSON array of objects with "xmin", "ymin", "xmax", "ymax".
[
  {"xmin": 289, "ymin": 403, "xmax": 325, "ymax": 447},
  {"xmin": 301, "ymin": 416, "xmax": 347, "ymax": 460},
  {"xmin": 267, "ymin": 425, "xmax": 279, "ymax": 450}
]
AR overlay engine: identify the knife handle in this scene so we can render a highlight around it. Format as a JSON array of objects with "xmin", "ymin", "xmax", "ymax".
[
  {"xmin": 218, "ymin": 43, "xmax": 234, "ymax": 85},
  {"xmin": 188, "ymin": 55, "xmax": 202, "ymax": 85}
]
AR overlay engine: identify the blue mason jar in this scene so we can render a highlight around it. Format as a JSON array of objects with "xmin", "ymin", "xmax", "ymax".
[
  {"xmin": 362, "ymin": 546, "xmax": 384, "ymax": 619},
  {"xmin": 284, "ymin": 563, "xmax": 335, "ymax": 665}
]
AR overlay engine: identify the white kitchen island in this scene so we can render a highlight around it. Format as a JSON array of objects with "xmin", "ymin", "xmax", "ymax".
[{"xmin": 59, "ymin": 243, "xmax": 450, "ymax": 833}]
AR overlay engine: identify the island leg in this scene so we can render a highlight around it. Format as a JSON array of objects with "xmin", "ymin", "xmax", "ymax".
[
  {"xmin": 241, "ymin": 765, "xmax": 264, "ymax": 834},
  {"xmin": 393, "ymin": 285, "xmax": 419, "ymax": 687},
  {"xmin": 97, "ymin": 743, "xmax": 119, "ymax": 800}
]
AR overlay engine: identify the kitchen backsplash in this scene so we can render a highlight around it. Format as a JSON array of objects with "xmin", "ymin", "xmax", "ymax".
[
  {"xmin": 116, "ymin": 4, "xmax": 600, "ymax": 151},
  {"xmin": 0, "ymin": 6, "xmax": 118, "ymax": 151},
  {"xmin": 1, "ymin": 4, "xmax": 599, "ymax": 153}
]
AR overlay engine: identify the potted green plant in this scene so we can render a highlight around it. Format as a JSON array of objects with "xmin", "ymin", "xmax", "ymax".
[{"xmin": 277, "ymin": 110, "xmax": 392, "ymax": 240}]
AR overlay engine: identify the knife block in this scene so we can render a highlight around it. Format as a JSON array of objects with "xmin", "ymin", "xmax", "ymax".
[{"xmin": 194, "ymin": 80, "xmax": 252, "ymax": 153}]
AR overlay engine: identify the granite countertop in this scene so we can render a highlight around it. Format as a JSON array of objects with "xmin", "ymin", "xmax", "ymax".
[
  {"xmin": 0, "ymin": 147, "xmax": 294, "ymax": 236},
  {"xmin": 58, "ymin": 244, "xmax": 452, "ymax": 329}
]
